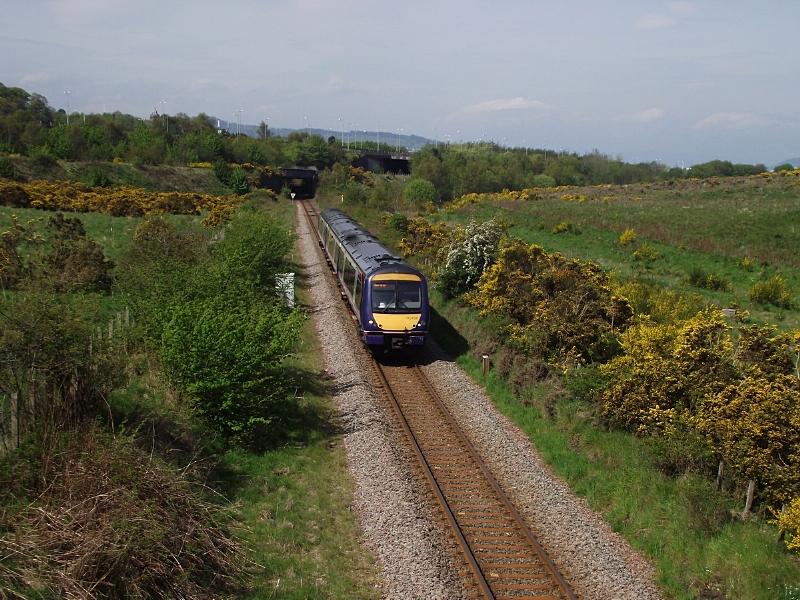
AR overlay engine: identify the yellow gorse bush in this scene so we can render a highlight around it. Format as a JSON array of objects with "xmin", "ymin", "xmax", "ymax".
[
  {"xmin": 693, "ymin": 375, "xmax": 800, "ymax": 506},
  {"xmin": 467, "ymin": 238, "xmax": 632, "ymax": 366},
  {"xmin": 0, "ymin": 179, "xmax": 247, "ymax": 226},
  {"xmin": 448, "ymin": 189, "xmax": 533, "ymax": 211},
  {"xmin": 618, "ymin": 228, "xmax": 637, "ymax": 247},
  {"xmin": 774, "ymin": 497, "xmax": 800, "ymax": 554},
  {"xmin": 602, "ymin": 306, "xmax": 800, "ymax": 507},
  {"xmin": 398, "ymin": 216, "xmax": 453, "ymax": 264}
]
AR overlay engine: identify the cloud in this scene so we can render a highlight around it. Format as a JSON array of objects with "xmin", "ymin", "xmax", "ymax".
[
  {"xmin": 20, "ymin": 72, "xmax": 54, "ymax": 85},
  {"xmin": 634, "ymin": 14, "xmax": 676, "ymax": 29},
  {"xmin": 453, "ymin": 97, "xmax": 550, "ymax": 118},
  {"xmin": 668, "ymin": 1, "xmax": 697, "ymax": 14},
  {"xmin": 692, "ymin": 112, "xmax": 771, "ymax": 131},
  {"xmin": 621, "ymin": 107, "xmax": 664, "ymax": 123}
]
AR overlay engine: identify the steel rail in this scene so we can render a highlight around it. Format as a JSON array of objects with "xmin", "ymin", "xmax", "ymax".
[
  {"xmin": 372, "ymin": 362, "xmax": 495, "ymax": 598},
  {"xmin": 412, "ymin": 365, "xmax": 577, "ymax": 599}
]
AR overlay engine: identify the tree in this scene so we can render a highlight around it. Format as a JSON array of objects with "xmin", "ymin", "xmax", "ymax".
[{"xmin": 403, "ymin": 178, "xmax": 438, "ymax": 206}]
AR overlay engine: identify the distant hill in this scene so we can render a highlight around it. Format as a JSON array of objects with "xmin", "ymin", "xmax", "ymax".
[
  {"xmin": 208, "ymin": 117, "xmax": 436, "ymax": 151},
  {"xmin": 775, "ymin": 157, "xmax": 800, "ymax": 168}
]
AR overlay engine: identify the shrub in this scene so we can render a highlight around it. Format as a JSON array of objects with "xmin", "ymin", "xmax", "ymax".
[
  {"xmin": 749, "ymin": 275, "xmax": 794, "ymax": 308},
  {"xmin": 649, "ymin": 421, "xmax": 715, "ymax": 476},
  {"xmin": 124, "ymin": 208, "xmax": 304, "ymax": 444},
  {"xmin": 0, "ymin": 216, "xmax": 34, "ymax": 288},
  {"xmin": 39, "ymin": 213, "xmax": 114, "ymax": 293},
  {"xmin": 774, "ymin": 497, "xmax": 800, "ymax": 554},
  {"xmin": 632, "ymin": 242, "xmax": 660, "ymax": 263},
  {"xmin": 531, "ymin": 174, "xmax": 556, "ymax": 188},
  {"xmin": 83, "ymin": 166, "xmax": 112, "ymax": 188},
  {"xmin": 0, "ymin": 213, "xmax": 113, "ymax": 293},
  {"xmin": 687, "ymin": 267, "xmax": 730, "ymax": 292},
  {"xmin": 612, "ymin": 280, "xmax": 706, "ymax": 323},
  {"xmin": 398, "ymin": 216, "xmax": 451, "ymax": 263},
  {"xmin": 228, "ymin": 166, "xmax": 250, "ymax": 195},
  {"xmin": 735, "ymin": 324, "xmax": 796, "ymax": 378},
  {"xmin": 468, "ymin": 238, "xmax": 632, "ymax": 365},
  {"xmin": 600, "ymin": 310, "xmax": 736, "ymax": 435},
  {"xmin": 438, "ymin": 219, "xmax": 505, "ymax": 299},
  {"xmin": 403, "ymin": 178, "xmax": 438, "ymax": 206},
  {"xmin": 0, "ymin": 179, "xmax": 244, "ymax": 222},
  {"xmin": 29, "ymin": 146, "xmax": 57, "ymax": 169},
  {"xmin": 0, "ymin": 426, "xmax": 243, "ymax": 598},
  {"xmin": 386, "ymin": 212, "xmax": 409, "ymax": 234},
  {"xmin": 676, "ymin": 473, "xmax": 731, "ymax": 535},
  {"xmin": 0, "ymin": 157, "xmax": 19, "ymax": 180},
  {"xmin": 552, "ymin": 221, "xmax": 577, "ymax": 234},
  {"xmin": 160, "ymin": 288, "xmax": 302, "ymax": 444},
  {"xmin": 618, "ymin": 228, "xmax": 637, "ymax": 247},
  {"xmin": 693, "ymin": 375, "xmax": 800, "ymax": 506},
  {"xmin": 213, "ymin": 159, "xmax": 232, "ymax": 187},
  {"xmin": 118, "ymin": 217, "xmax": 209, "ymax": 339},
  {"xmin": 563, "ymin": 365, "xmax": 608, "ymax": 404},
  {"xmin": 739, "ymin": 256, "xmax": 756, "ymax": 271}
]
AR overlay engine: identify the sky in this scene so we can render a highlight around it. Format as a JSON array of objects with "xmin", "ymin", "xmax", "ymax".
[{"xmin": 2, "ymin": 0, "xmax": 799, "ymax": 166}]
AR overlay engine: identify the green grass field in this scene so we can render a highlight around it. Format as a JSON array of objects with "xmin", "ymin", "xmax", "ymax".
[
  {"xmin": 0, "ymin": 204, "xmax": 202, "ymax": 262},
  {"xmin": 440, "ymin": 175, "xmax": 800, "ymax": 329}
]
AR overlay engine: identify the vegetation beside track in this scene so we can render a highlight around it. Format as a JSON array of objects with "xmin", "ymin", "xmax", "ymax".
[
  {"xmin": 0, "ymin": 191, "xmax": 376, "ymax": 598},
  {"xmin": 316, "ymin": 169, "xmax": 800, "ymax": 600}
]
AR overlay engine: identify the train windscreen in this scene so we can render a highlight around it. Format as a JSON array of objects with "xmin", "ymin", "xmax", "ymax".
[{"xmin": 371, "ymin": 280, "xmax": 421, "ymax": 313}]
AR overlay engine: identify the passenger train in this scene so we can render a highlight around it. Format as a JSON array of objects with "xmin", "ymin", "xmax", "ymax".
[{"xmin": 316, "ymin": 208, "xmax": 430, "ymax": 351}]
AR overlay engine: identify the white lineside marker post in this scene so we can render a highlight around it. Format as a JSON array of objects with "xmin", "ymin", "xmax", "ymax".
[{"xmin": 291, "ymin": 192, "xmax": 296, "ymax": 200}]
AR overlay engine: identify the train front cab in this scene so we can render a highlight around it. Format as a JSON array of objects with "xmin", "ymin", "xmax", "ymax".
[{"xmin": 362, "ymin": 272, "xmax": 429, "ymax": 351}]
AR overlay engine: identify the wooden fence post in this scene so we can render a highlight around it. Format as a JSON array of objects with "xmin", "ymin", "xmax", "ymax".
[
  {"xmin": 7, "ymin": 392, "xmax": 19, "ymax": 452},
  {"xmin": 742, "ymin": 480, "xmax": 756, "ymax": 519},
  {"xmin": 481, "ymin": 354, "xmax": 490, "ymax": 377},
  {"xmin": 716, "ymin": 460, "xmax": 724, "ymax": 490}
]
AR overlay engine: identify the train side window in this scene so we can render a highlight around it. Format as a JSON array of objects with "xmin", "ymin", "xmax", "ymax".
[
  {"xmin": 354, "ymin": 276, "xmax": 362, "ymax": 308},
  {"xmin": 336, "ymin": 246, "xmax": 345, "ymax": 273},
  {"xmin": 343, "ymin": 260, "xmax": 356, "ymax": 296}
]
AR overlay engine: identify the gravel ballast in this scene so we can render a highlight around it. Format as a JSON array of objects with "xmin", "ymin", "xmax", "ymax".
[{"xmin": 295, "ymin": 202, "xmax": 662, "ymax": 599}]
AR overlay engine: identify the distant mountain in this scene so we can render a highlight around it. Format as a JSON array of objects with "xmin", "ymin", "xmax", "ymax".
[
  {"xmin": 209, "ymin": 117, "xmax": 436, "ymax": 151},
  {"xmin": 775, "ymin": 157, "xmax": 800, "ymax": 168}
]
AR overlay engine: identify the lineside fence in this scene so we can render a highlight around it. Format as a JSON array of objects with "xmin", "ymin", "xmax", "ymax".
[{"xmin": 0, "ymin": 308, "xmax": 131, "ymax": 455}]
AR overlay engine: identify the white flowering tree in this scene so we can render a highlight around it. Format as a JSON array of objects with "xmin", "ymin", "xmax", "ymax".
[{"xmin": 438, "ymin": 219, "xmax": 505, "ymax": 299}]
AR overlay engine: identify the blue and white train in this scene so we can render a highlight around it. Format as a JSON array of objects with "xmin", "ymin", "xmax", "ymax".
[{"xmin": 316, "ymin": 208, "xmax": 430, "ymax": 351}]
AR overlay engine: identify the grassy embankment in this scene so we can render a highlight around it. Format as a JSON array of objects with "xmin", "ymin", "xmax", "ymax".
[
  {"xmin": 0, "ymin": 192, "xmax": 377, "ymax": 598},
  {"xmin": 316, "ymin": 177, "xmax": 800, "ymax": 599},
  {"xmin": 214, "ymin": 199, "xmax": 378, "ymax": 599}
]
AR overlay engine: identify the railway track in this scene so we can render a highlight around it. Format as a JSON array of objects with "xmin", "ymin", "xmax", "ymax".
[{"xmin": 299, "ymin": 199, "xmax": 577, "ymax": 599}]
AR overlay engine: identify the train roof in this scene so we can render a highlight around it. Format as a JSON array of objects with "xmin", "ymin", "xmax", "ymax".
[{"xmin": 320, "ymin": 208, "xmax": 422, "ymax": 277}]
